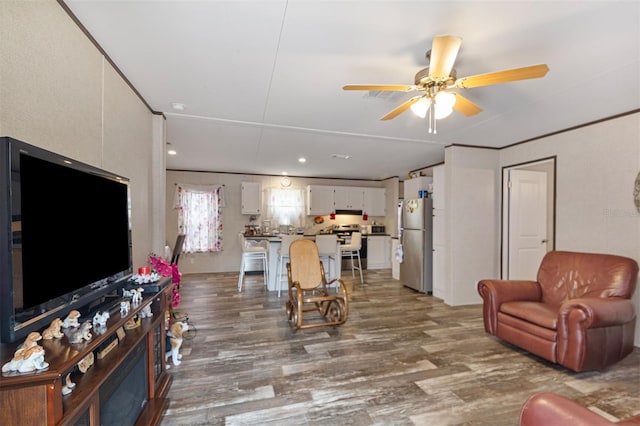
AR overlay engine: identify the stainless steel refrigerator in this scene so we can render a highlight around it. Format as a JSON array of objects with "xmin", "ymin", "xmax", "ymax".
[{"xmin": 400, "ymin": 198, "xmax": 433, "ymax": 293}]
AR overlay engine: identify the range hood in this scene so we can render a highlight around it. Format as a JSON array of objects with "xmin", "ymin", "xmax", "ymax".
[{"xmin": 335, "ymin": 209, "xmax": 363, "ymax": 216}]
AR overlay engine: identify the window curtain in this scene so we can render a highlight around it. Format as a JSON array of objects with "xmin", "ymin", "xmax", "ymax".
[
  {"xmin": 174, "ymin": 183, "xmax": 223, "ymax": 253},
  {"xmin": 264, "ymin": 188, "xmax": 305, "ymax": 227}
]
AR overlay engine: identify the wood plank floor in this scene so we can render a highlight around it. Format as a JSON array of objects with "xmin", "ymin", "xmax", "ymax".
[{"xmin": 160, "ymin": 269, "xmax": 640, "ymax": 425}]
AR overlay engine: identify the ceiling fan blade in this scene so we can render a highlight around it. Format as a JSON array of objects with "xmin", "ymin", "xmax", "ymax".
[
  {"xmin": 455, "ymin": 64, "xmax": 549, "ymax": 89},
  {"xmin": 428, "ymin": 35, "xmax": 462, "ymax": 79},
  {"xmin": 381, "ymin": 96, "xmax": 422, "ymax": 120},
  {"xmin": 453, "ymin": 93, "xmax": 482, "ymax": 116},
  {"xmin": 343, "ymin": 84, "xmax": 414, "ymax": 91}
]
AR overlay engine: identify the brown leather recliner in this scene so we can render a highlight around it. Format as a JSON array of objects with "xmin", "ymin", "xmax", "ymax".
[
  {"xmin": 520, "ymin": 392, "xmax": 640, "ymax": 425},
  {"xmin": 478, "ymin": 251, "xmax": 638, "ymax": 372}
]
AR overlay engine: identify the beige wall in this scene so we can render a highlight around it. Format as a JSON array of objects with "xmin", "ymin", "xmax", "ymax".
[
  {"xmin": 500, "ymin": 112, "xmax": 640, "ymax": 344},
  {"xmin": 0, "ymin": 0, "xmax": 161, "ymax": 268},
  {"xmin": 165, "ymin": 171, "xmax": 390, "ymax": 274}
]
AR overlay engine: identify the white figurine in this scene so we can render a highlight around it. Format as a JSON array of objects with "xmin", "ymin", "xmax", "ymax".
[
  {"xmin": 62, "ymin": 310, "xmax": 81, "ymax": 328},
  {"xmin": 165, "ymin": 322, "xmax": 188, "ymax": 367},
  {"xmin": 92, "ymin": 311, "xmax": 110, "ymax": 327},
  {"xmin": 62, "ymin": 373, "xmax": 75, "ymax": 395},
  {"xmin": 2, "ymin": 348, "xmax": 26, "ymax": 373},
  {"xmin": 120, "ymin": 301, "xmax": 130, "ymax": 315},
  {"xmin": 17, "ymin": 345, "xmax": 49, "ymax": 373},
  {"xmin": 139, "ymin": 304, "xmax": 153, "ymax": 318},
  {"xmin": 131, "ymin": 287, "xmax": 144, "ymax": 305}
]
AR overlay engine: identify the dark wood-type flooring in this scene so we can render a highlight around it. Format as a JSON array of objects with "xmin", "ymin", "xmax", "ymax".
[{"xmin": 160, "ymin": 269, "xmax": 640, "ymax": 425}]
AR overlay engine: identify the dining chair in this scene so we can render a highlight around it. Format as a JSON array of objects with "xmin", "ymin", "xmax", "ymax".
[
  {"xmin": 237, "ymin": 233, "xmax": 269, "ymax": 292},
  {"xmin": 341, "ymin": 232, "xmax": 363, "ymax": 285}
]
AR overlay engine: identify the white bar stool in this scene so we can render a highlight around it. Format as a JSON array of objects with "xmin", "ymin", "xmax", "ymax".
[
  {"xmin": 341, "ymin": 231, "xmax": 363, "ymax": 286},
  {"xmin": 277, "ymin": 235, "xmax": 303, "ymax": 297},
  {"xmin": 238, "ymin": 233, "xmax": 269, "ymax": 292},
  {"xmin": 315, "ymin": 234, "xmax": 338, "ymax": 280}
]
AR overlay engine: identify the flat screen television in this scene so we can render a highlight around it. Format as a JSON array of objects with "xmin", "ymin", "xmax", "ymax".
[{"xmin": 0, "ymin": 137, "xmax": 132, "ymax": 343}]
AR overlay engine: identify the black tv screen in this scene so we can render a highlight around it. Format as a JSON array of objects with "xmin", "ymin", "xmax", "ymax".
[{"xmin": 0, "ymin": 137, "xmax": 132, "ymax": 343}]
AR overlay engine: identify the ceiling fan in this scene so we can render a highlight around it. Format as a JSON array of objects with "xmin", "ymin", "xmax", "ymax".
[{"xmin": 343, "ymin": 35, "xmax": 549, "ymax": 133}]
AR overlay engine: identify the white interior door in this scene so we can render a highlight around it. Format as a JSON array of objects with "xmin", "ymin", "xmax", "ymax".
[{"xmin": 508, "ymin": 169, "xmax": 547, "ymax": 280}]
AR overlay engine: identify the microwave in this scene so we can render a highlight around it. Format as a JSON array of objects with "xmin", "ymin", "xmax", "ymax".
[{"xmin": 367, "ymin": 225, "xmax": 386, "ymax": 235}]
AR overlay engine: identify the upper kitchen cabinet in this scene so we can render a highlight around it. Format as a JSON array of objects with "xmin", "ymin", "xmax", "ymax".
[
  {"xmin": 334, "ymin": 186, "xmax": 364, "ymax": 210},
  {"xmin": 307, "ymin": 185, "xmax": 334, "ymax": 215},
  {"xmin": 241, "ymin": 182, "xmax": 261, "ymax": 215},
  {"xmin": 363, "ymin": 187, "xmax": 386, "ymax": 216}
]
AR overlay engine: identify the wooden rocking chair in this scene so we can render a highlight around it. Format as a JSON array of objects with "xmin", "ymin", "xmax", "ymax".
[{"xmin": 285, "ymin": 239, "xmax": 349, "ymax": 330}]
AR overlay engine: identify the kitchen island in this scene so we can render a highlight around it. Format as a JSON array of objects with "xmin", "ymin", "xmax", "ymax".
[{"xmin": 242, "ymin": 234, "xmax": 342, "ymax": 292}]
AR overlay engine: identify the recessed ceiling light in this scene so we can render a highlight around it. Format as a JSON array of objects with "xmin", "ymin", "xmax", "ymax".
[
  {"xmin": 331, "ymin": 154, "xmax": 351, "ymax": 160},
  {"xmin": 281, "ymin": 171, "xmax": 288, "ymax": 175},
  {"xmin": 298, "ymin": 157, "xmax": 306, "ymax": 163},
  {"xmin": 167, "ymin": 149, "xmax": 177, "ymax": 155},
  {"xmin": 171, "ymin": 102, "xmax": 186, "ymax": 111}
]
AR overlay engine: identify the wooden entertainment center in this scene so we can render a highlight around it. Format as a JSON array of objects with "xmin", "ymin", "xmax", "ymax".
[{"xmin": 0, "ymin": 278, "xmax": 173, "ymax": 426}]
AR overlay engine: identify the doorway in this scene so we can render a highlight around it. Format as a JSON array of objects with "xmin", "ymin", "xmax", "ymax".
[{"xmin": 502, "ymin": 157, "xmax": 556, "ymax": 279}]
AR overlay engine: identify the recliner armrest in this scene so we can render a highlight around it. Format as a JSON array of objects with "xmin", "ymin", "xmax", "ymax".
[
  {"xmin": 559, "ymin": 297, "xmax": 636, "ymax": 329},
  {"xmin": 477, "ymin": 279, "xmax": 541, "ymax": 334},
  {"xmin": 520, "ymin": 392, "xmax": 616, "ymax": 426}
]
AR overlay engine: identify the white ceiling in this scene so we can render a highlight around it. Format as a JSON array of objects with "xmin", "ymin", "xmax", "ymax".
[{"xmin": 63, "ymin": 1, "xmax": 639, "ymax": 181}]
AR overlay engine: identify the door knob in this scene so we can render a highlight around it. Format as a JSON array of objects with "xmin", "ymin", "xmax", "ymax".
[{"xmin": 541, "ymin": 239, "xmax": 548, "ymax": 244}]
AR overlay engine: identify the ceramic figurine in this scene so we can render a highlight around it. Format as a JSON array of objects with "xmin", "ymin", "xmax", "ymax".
[
  {"xmin": 68, "ymin": 321, "xmax": 92, "ymax": 344},
  {"xmin": 139, "ymin": 304, "xmax": 153, "ymax": 318},
  {"xmin": 17, "ymin": 345, "xmax": 49, "ymax": 373},
  {"xmin": 132, "ymin": 287, "xmax": 144, "ymax": 305},
  {"xmin": 120, "ymin": 301, "xmax": 130, "ymax": 315},
  {"xmin": 92, "ymin": 311, "xmax": 110, "ymax": 327},
  {"xmin": 165, "ymin": 321, "xmax": 188, "ymax": 367},
  {"xmin": 62, "ymin": 373, "xmax": 75, "ymax": 395},
  {"xmin": 2, "ymin": 348, "xmax": 26, "ymax": 373},
  {"xmin": 42, "ymin": 318, "xmax": 64, "ymax": 340},
  {"xmin": 62, "ymin": 310, "xmax": 81, "ymax": 328},
  {"xmin": 17, "ymin": 332, "xmax": 42, "ymax": 350}
]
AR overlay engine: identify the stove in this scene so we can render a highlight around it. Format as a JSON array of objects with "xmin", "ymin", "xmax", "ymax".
[{"xmin": 333, "ymin": 224, "xmax": 361, "ymax": 236}]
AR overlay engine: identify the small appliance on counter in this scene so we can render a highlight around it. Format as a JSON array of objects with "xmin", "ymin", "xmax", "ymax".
[{"xmin": 367, "ymin": 224, "xmax": 386, "ymax": 235}]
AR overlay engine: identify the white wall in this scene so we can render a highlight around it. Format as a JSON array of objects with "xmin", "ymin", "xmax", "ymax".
[
  {"xmin": 0, "ymin": 0, "xmax": 160, "ymax": 268},
  {"xmin": 166, "ymin": 171, "xmax": 390, "ymax": 274},
  {"xmin": 500, "ymin": 112, "xmax": 640, "ymax": 345},
  {"xmin": 444, "ymin": 146, "xmax": 501, "ymax": 305}
]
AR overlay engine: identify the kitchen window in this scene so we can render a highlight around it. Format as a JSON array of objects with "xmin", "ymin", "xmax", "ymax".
[
  {"xmin": 265, "ymin": 188, "xmax": 305, "ymax": 228},
  {"xmin": 175, "ymin": 183, "xmax": 224, "ymax": 253}
]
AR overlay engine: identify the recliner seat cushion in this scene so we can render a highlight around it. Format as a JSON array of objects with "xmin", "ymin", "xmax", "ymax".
[{"xmin": 500, "ymin": 301, "xmax": 559, "ymax": 330}]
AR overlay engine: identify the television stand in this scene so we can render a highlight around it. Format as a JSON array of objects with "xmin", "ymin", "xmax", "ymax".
[{"xmin": 0, "ymin": 277, "xmax": 174, "ymax": 426}]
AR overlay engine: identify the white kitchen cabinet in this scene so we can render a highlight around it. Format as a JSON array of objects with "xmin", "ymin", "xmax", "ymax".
[
  {"xmin": 363, "ymin": 187, "xmax": 386, "ymax": 216},
  {"xmin": 334, "ymin": 186, "xmax": 364, "ymax": 210},
  {"xmin": 368, "ymin": 235, "xmax": 391, "ymax": 269},
  {"xmin": 241, "ymin": 182, "xmax": 261, "ymax": 215},
  {"xmin": 306, "ymin": 185, "xmax": 334, "ymax": 215}
]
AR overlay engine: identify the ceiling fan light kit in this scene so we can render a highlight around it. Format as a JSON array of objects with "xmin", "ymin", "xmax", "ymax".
[{"xmin": 343, "ymin": 35, "xmax": 549, "ymax": 134}]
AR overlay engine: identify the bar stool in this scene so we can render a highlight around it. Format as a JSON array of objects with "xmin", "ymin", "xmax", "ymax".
[
  {"xmin": 238, "ymin": 233, "xmax": 269, "ymax": 292},
  {"xmin": 341, "ymin": 232, "xmax": 363, "ymax": 286},
  {"xmin": 315, "ymin": 234, "xmax": 338, "ymax": 280},
  {"xmin": 277, "ymin": 235, "xmax": 303, "ymax": 297}
]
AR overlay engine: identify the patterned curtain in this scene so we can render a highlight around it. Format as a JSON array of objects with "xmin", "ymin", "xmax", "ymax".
[
  {"xmin": 265, "ymin": 188, "xmax": 305, "ymax": 228},
  {"xmin": 175, "ymin": 184, "xmax": 223, "ymax": 253}
]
